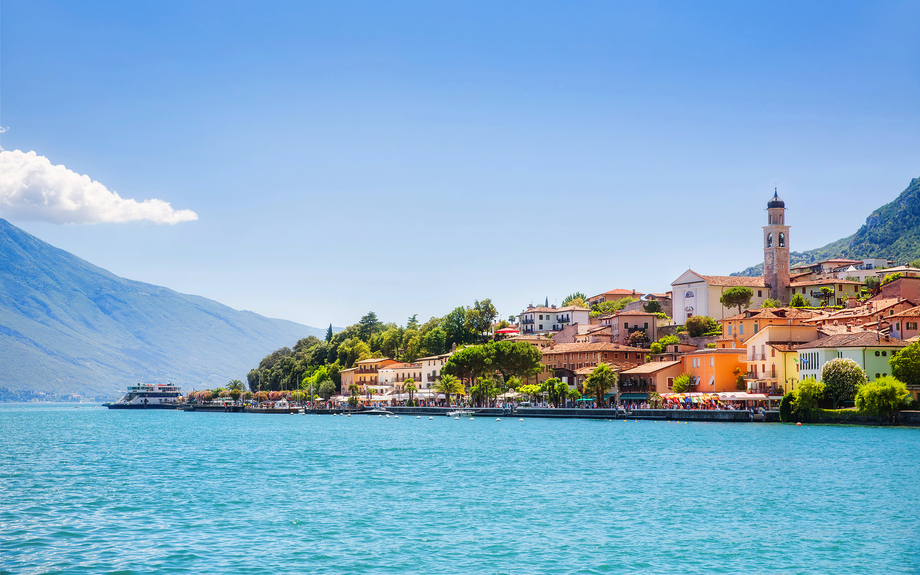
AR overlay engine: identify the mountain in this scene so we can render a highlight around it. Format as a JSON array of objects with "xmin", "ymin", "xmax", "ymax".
[
  {"xmin": 734, "ymin": 177, "xmax": 920, "ymax": 277},
  {"xmin": 0, "ymin": 219, "xmax": 322, "ymax": 400}
]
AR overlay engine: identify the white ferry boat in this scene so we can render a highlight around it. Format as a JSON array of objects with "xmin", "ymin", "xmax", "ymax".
[{"xmin": 105, "ymin": 383, "xmax": 183, "ymax": 409}]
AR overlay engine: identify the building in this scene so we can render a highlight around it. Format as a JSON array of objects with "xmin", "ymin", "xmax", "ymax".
[
  {"xmin": 618, "ymin": 361, "xmax": 682, "ymax": 397},
  {"xmin": 517, "ymin": 304, "xmax": 590, "ymax": 335},
  {"xmin": 804, "ymin": 297, "xmax": 916, "ymax": 329},
  {"xmin": 353, "ymin": 358, "xmax": 398, "ymax": 390},
  {"xmin": 417, "ymin": 353, "xmax": 453, "ymax": 389},
  {"xmin": 786, "ymin": 279, "xmax": 863, "ymax": 307},
  {"xmin": 874, "ymin": 271, "xmax": 920, "ymax": 304},
  {"xmin": 541, "ymin": 342, "xmax": 647, "ymax": 386},
  {"xmin": 650, "ymin": 342, "xmax": 700, "ymax": 362},
  {"xmin": 376, "ymin": 362, "xmax": 423, "ymax": 389},
  {"xmin": 587, "ymin": 289, "xmax": 644, "ymax": 307},
  {"xmin": 671, "ymin": 270, "xmax": 769, "ymax": 325},
  {"xmin": 796, "ymin": 331, "xmax": 907, "ymax": 382},
  {"xmin": 888, "ymin": 306, "xmax": 920, "ymax": 341},
  {"xmin": 741, "ymin": 325, "xmax": 823, "ymax": 394},
  {"xmin": 339, "ymin": 367, "xmax": 357, "ymax": 393},
  {"xmin": 680, "ymin": 348, "xmax": 748, "ymax": 392},
  {"xmin": 763, "ymin": 190, "xmax": 791, "ymax": 302},
  {"xmin": 718, "ymin": 307, "xmax": 819, "ymax": 347},
  {"xmin": 597, "ymin": 310, "xmax": 659, "ymax": 345},
  {"xmin": 573, "ymin": 325, "xmax": 612, "ymax": 344}
]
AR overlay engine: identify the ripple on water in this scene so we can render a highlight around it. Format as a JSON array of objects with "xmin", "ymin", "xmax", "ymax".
[{"xmin": 1, "ymin": 406, "xmax": 919, "ymax": 574}]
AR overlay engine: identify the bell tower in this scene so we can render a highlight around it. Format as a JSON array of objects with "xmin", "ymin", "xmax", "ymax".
[{"xmin": 763, "ymin": 189, "xmax": 790, "ymax": 303}]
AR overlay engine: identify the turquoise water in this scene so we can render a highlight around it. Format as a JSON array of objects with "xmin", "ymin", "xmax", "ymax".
[{"xmin": 2, "ymin": 406, "xmax": 919, "ymax": 574}]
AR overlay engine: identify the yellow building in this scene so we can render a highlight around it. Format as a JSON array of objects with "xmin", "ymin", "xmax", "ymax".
[
  {"xmin": 742, "ymin": 325, "xmax": 822, "ymax": 394},
  {"xmin": 353, "ymin": 358, "xmax": 398, "ymax": 391},
  {"xmin": 718, "ymin": 307, "xmax": 819, "ymax": 348}
]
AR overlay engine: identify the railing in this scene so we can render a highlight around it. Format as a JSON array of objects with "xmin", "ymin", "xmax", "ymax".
[
  {"xmin": 427, "ymin": 375, "xmax": 436, "ymax": 382},
  {"xmin": 748, "ymin": 354, "xmax": 766, "ymax": 361},
  {"xmin": 357, "ymin": 368, "xmax": 377, "ymax": 374},
  {"xmin": 522, "ymin": 319, "xmax": 534, "ymax": 324}
]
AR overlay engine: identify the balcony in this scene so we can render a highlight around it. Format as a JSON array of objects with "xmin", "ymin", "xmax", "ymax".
[
  {"xmin": 427, "ymin": 374, "xmax": 436, "ymax": 382},
  {"xmin": 357, "ymin": 368, "xmax": 378, "ymax": 374},
  {"xmin": 522, "ymin": 318, "xmax": 534, "ymax": 324},
  {"xmin": 748, "ymin": 354, "xmax": 766, "ymax": 361}
]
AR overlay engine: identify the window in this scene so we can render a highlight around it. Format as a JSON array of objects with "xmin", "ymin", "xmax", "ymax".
[
  {"xmin": 740, "ymin": 325, "xmax": 744, "ymax": 335},
  {"xmin": 779, "ymin": 233, "xmax": 785, "ymax": 247},
  {"xmin": 767, "ymin": 232, "xmax": 773, "ymax": 247},
  {"xmin": 772, "ymin": 364, "xmax": 776, "ymax": 378},
  {"xmin": 539, "ymin": 324, "xmax": 543, "ymax": 330},
  {"xmin": 875, "ymin": 351, "xmax": 880, "ymax": 357},
  {"xmin": 771, "ymin": 348, "xmax": 775, "ymax": 357},
  {"xmin": 876, "ymin": 373, "xmax": 880, "ymax": 379},
  {"xmin": 728, "ymin": 326, "xmax": 733, "ymax": 335},
  {"xmin": 754, "ymin": 323, "xmax": 759, "ymax": 332},
  {"xmin": 686, "ymin": 291, "xmax": 694, "ymax": 298},
  {"xmin": 644, "ymin": 322, "xmax": 649, "ymax": 329},
  {"xmin": 667, "ymin": 378, "xmax": 674, "ymax": 389},
  {"xmin": 710, "ymin": 356, "xmax": 714, "ymax": 367},
  {"xmin": 882, "ymin": 351, "xmax": 887, "ymax": 357},
  {"xmin": 758, "ymin": 290, "xmax": 762, "ymax": 298}
]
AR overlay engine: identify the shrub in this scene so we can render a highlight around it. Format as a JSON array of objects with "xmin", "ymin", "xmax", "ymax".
[
  {"xmin": 649, "ymin": 342, "xmax": 664, "ymax": 355},
  {"xmin": 794, "ymin": 377, "xmax": 825, "ymax": 418},
  {"xmin": 706, "ymin": 343, "xmax": 716, "ymax": 349},
  {"xmin": 685, "ymin": 316, "xmax": 718, "ymax": 337},
  {"xmin": 779, "ymin": 391, "xmax": 797, "ymax": 423},
  {"xmin": 789, "ymin": 293, "xmax": 808, "ymax": 308},
  {"xmin": 890, "ymin": 342, "xmax": 920, "ymax": 387},
  {"xmin": 822, "ymin": 358, "xmax": 866, "ymax": 408},
  {"xmin": 672, "ymin": 373, "xmax": 694, "ymax": 393},
  {"xmin": 855, "ymin": 376, "xmax": 910, "ymax": 418}
]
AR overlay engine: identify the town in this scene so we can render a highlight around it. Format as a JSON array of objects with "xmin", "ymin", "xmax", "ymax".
[{"xmin": 276, "ymin": 191, "xmax": 920, "ymax": 415}]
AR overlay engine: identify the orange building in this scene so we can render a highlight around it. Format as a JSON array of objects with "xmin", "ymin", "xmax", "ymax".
[
  {"xmin": 541, "ymin": 342, "xmax": 646, "ymax": 386},
  {"xmin": 680, "ymin": 349, "xmax": 747, "ymax": 393},
  {"xmin": 353, "ymin": 357, "xmax": 398, "ymax": 390},
  {"xmin": 718, "ymin": 307, "xmax": 818, "ymax": 348}
]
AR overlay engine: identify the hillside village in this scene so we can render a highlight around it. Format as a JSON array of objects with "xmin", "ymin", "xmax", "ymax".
[{"xmin": 331, "ymin": 191, "xmax": 920, "ymax": 406}]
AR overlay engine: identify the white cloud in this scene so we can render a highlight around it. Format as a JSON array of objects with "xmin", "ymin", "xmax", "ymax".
[{"xmin": 0, "ymin": 150, "xmax": 198, "ymax": 225}]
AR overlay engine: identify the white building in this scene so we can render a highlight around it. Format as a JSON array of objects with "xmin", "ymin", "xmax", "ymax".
[
  {"xmin": 518, "ymin": 304, "xmax": 590, "ymax": 334},
  {"xmin": 671, "ymin": 270, "xmax": 769, "ymax": 325}
]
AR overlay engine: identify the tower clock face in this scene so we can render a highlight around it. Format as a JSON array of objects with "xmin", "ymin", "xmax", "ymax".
[{"xmin": 765, "ymin": 252, "xmax": 774, "ymax": 265}]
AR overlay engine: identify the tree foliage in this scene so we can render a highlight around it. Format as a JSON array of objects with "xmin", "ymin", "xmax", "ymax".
[
  {"xmin": 855, "ymin": 376, "xmax": 910, "ymax": 418},
  {"xmin": 719, "ymin": 287, "xmax": 753, "ymax": 315},
  {"xmin": 644, "ymin": 300, "xmax": 662, "ymax": 314},
  {"xmin": 794, "ymin": 377, "xmax": 825, "ymax": 417},
  {"xmin": 821, "ymin": 358, "xmax": 866, "ymax": 408},
  {"xmin": 760, "ymin": 298, "xmax": 782, "ymax": 309},
  {"xmin": 890, "ymin": 342, "xmax": 920, "ymax": 387},
  {"xmin": 584, "ymin": 363, "xmax": 616, "ymax": 406},
  {"xmin": 789, "ymin": 293, "xmax": 808, "ymax": 308},
  {"xmin": 561, "ymin": 292, "xmax": 587, "ymax": 307},
  {"xmin": 590, "ymin": 297, "xmax": 638, "ymax": 317},
  {"xmin": 685, "ymin": 316, "xmax": 718, "ymax": 337},
  {"xmin": 672, "ymin": 373, "xmax": 693, "ymax": 393}
]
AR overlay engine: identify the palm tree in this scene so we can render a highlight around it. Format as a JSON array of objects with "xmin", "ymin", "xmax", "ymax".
[
  {"xmin": 434, "ymin": 374, "xmax": 464, "ymax": 406},
  {"xmin": 584, "ymin": 363, "xmax": 616, "ymax": 408},
  {"xmin": 403, "ymin": 378, "xmax": 417, "ymax": 405},
  {"xmin": 347, "ymin": 383, "xmax": 360, "ymax": 409},
  {"xmin": 227, "ymin": 379, "xmax": 244, "ymax": 392}
]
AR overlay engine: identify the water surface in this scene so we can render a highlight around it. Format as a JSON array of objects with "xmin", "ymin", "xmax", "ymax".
[{"xmin": 2, "ymin": 405, "xmax": 918, "ymax": 574}]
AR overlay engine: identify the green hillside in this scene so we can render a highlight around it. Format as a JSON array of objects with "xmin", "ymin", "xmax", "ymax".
[
  {"xmin": 734, "ymin": 177, "xmax": 920, "ymax": 276},
  {"xmin": 0, "ymin": 219, "xmax": 323, "ymax": 400}
]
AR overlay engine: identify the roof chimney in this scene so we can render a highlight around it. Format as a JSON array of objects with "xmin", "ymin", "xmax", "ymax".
[{"xmin": 846, "ymin": 324, "xmax": 852, "ymax": 332}]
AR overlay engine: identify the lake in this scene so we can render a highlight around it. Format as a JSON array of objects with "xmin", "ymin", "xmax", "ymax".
[{"xmin": 2, "ymin": 405, "xmax": 918, "ymax": 574}]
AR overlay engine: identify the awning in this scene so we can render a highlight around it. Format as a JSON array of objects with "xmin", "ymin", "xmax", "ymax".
[{"xmin": 619, "ymin": 393, "xmax": 649, "ymax": 399}]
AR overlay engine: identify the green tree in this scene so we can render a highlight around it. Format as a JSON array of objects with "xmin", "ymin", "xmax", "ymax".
[
  {"xmin": 490, "ymin": 340, "xmax": 542, "ymax": 383},
  {"xmin": 794, "ymin": 377, "xmax": 825, "ymax": 417},
  {"xmin": 442, "ymin": 345, "xmax": 491, "ymax": 386},
  {"xmin": 443, "ymin": 306, "xmax": 470, "ymax": 349},
  {"xmin": 855, "ymin": 376, "xmax": 910, "ymax": 419},
  {"xmin": 672, "ymin": 373, "xmax": 693, "ymax": 393},
  {"xmin": 318, "ymin": 380, "xmax": 336, "ymax": 400},
  {"xmin": 890, "ymin": 342, "xmax": 920, "ymax": 387},
  {"xmin": 229, "ymin": 388, "xmax": 242, "ymax": 401},
  {"xmin": 227, "ymin": 379, "xmax": 244, "ymax": 392},
  {"xmin": 407, "ymin": 314, "xmax": 420, "ymax": 331},
  {"xmin": 590, "ymin": 297, "xmax": 637, "ymax": 317},
  {"xmin": 433, "ymin": 374, "xmax": 464, "ymax": 405},
  {"xmin": 419, "ymin": 327, "xmax": 447, "ymax": 357},
  {"xmin": 380, "ymin": 328, "xmax": 401, "ymax": 359},
  {"xmin": 720, "ymin": 287, "xmax": 753, "ymax": 315},
  {"xmin": 821, "ymin": 358, "xmax": 866, "ymax": 408},
  {"xmin": 466, "ymin": 299, "xmax": 498, "ymax": 343},
  {"xmin": 649, "ymin": 342, "xmax": 664, "ymax": 355},
  {"xmin": 685, "ymin": 315, "xmax": 718, "ymax": 337},
  {"xmin": 584, "ymin": 363, "xmax": 617, "ymax": 407},
  {"xmin": 658, "ymin": 335, "xmax": 679, "ymax": 346},
  {"xmin": 733, "ymin": 367, "xmax": 746, "ymax": 391},
  {"xmin": 561, "ymin": 292, "xmax": 587, "ymax": 307},
  {"xmin": 644, "ymin": 300, "xmax": 662, "ymax": 314},
  {"xmin": 818, "ymin": 287, "xmax": 835, "ymax": 306},
  {"xmin": 325, "ymin": 323, "xmax": 333, "ymax": 342},
  {"xmin": 403, "ymin": 379, "xmax": 417, "ymax": 405},
  {"xmin": 789, "ymin": 293, "xmax": 808, "ymax": 308},
  {"xmin": 246, "ymin": 369, "xmax": 262, "ymax": 393},
  {"xmin": 357, "ymin": 311, "xmax": 382, "ymax": 342},
  {"xmin": 760, "ymin": 298, "xmax": 782, "ymax": 309}
]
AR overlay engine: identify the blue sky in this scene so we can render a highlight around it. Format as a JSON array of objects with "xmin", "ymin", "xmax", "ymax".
[{"xmin": 2, "ymin": 1, "xmax": 918, "ymax": 328}]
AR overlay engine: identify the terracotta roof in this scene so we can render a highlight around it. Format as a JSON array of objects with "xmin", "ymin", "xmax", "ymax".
[
  {"xmin": 572, "ymin": 362, "xmax": 634, "ymax": 375},
  {"xmin": 615, "ymin": 310, "xmax": 657, "ymax": 317},
  {"xmin": 592, "ymin": 289, "xmax": 644, "ymax": 297},
  {"xmin": 355, "ymin": 357, "xmax": 395, "ymax": 364},
  {"xmin": 789, "ymin": 278, "xmax": 863, "ymax": 287},
  {"xmin": 719, "ymin": 307, "xmax": 818, "ymax": 322},
  {"xmin": 816, "ymin": 325, "xmax": 869, "ymax": 336},
  {"xmin": 520, "ymin": 306, "xmax": 556, "ymax": 313},
  {"xmin": 646, "ymin": 293, "xmax": 671, "ymax": 299},
  {"xmin": 767, "ymin": 343, "xmax": 800, "ymax": 353},
  {"xmin": 797, "ymin": 332, "xmax": 908, "ymax": 349},
  {"xmin": 683, "ymin": 348, "xmax": 748, "ymax": 355},
  {"xmin": 889, "ymin": 306, "xmax": 920, "ymax": 319},
  {"xmin": 699, "ymin": 275, "xmax": 767, "ymax": 287},
  {"xmin": 619, "ymin": 361, "xmax": 682, "ymax": 374},
  {"xmin": 556, "ymin": 305, "xmax": 591, "ymax": 312},
  {"xmin": 378, "ymin": 362, "xmax": 408, "ymax": 370},
  {"xmin": 544, "ymin": 342, "xmax": 647, "ymax": 355}
]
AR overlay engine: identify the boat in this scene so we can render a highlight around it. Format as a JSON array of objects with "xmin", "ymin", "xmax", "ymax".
[
  {"xmin": 104, "ymin": 382, "xmax": 183, "ymax": 409},
  {"xmin": 447, "ymin": 409, "xmax": 476, "ymax": 417}
]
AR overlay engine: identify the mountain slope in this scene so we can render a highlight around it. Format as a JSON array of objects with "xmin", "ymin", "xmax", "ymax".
[
  {"xmin": 0, "ymin": 219, "xmax": 321, "ymax": 400},
  {"xmin": 734, "ymin": 177, "xmax": 920, "ymax": 276}
]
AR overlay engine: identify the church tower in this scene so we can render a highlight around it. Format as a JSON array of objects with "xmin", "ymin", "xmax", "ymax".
[{"xmin": 763, "ymin": 190, "xmax": 790, "ymax": 303}]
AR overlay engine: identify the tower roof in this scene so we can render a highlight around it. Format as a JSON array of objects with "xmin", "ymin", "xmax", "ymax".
[{"xmin": 767, "ymin": 189, "xmax": 785, "ymax": 209}]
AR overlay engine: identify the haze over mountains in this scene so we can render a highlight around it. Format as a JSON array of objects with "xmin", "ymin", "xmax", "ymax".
[
  {"xmin": 0, "ymin": 219, "xmax": 322, "ymax": 400},
  {"xmin": 734, "ymin": 178, "xmax": 920, "ymax": 276}
]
